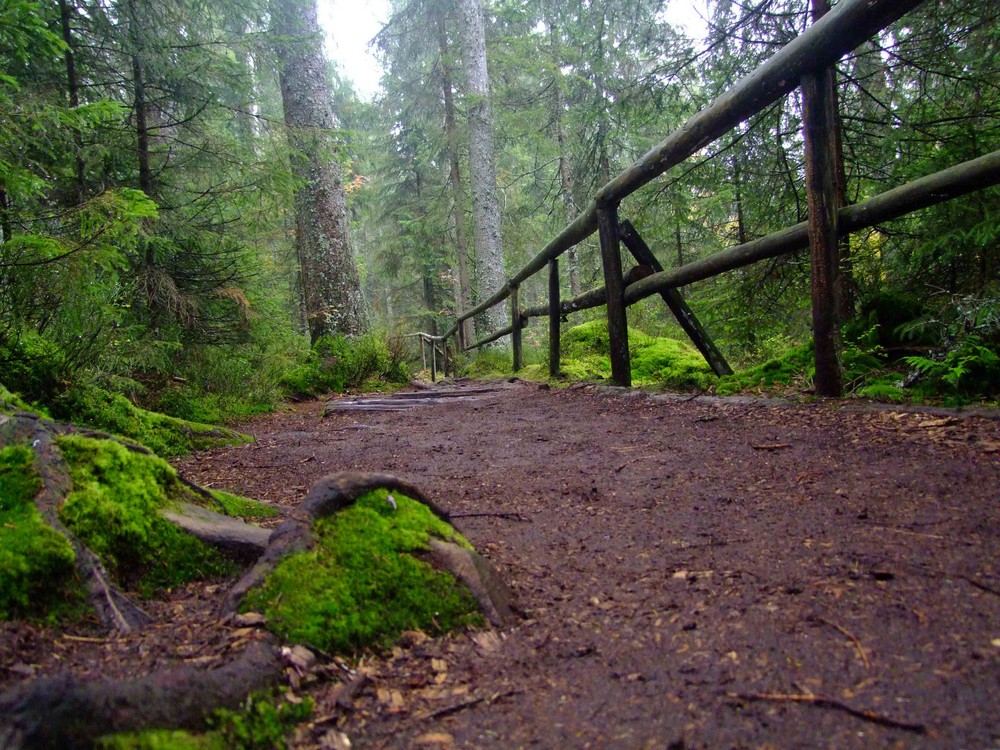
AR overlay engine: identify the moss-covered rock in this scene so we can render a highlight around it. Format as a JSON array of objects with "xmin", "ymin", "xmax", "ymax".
[
  {"xmin": 0, "ymin": 445, "xmax": 80, "ymax": 620},
  {"xmin": 244, "ymin": 488, "xmax": 482, "ymax": 654},
  {"xmin": 56, "ymin": 435, "xmax": 240, "ymax": 596}
]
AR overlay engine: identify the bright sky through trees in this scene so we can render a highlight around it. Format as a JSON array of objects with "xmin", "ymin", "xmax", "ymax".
[{"xmin": 317, "ymin": 0, "xmax": 709, "ymax": 100}]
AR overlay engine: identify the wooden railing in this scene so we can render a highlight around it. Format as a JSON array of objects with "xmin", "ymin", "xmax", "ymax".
[{"xmin": 420, "ymin": 0, "xmax": 1000, "ymax": 394}]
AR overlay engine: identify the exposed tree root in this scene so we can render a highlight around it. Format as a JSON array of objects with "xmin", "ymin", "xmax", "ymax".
[{"xmin": 0, "ymin": 641, "xmax": 284, "ymax": 750}]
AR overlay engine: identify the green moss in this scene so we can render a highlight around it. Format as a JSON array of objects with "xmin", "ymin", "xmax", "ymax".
[
  {"xmin": 0, "ymin": 445, "xmax": 80, "ymax": 620},
  {"xmin": 0, "ymin": 383, "xmax": 38, "ymax": 414},
  {"xmin": 555, "ymin": 320, "xmax": 714, "ymax": 389},
  {"xmin": 50, "ymin": 384, "xmax": 251, "ymax": 458},
  {"xmin": 210, "ymin": 490, "xmax": 279, "ymax": 520},
  {"xmin": 716, "ymin": 343, "xmax": 814, "ymax": 395},
  {"xmin": 211, "ymin": 693, "xmax": 313, "ymax": 750},
  {"xmin": 245, "ymin": 489, "xmax": 481, "ymax": 654},
  {"xmin": 630, "ymin": 337, "xmax": 714, "ymax": 389},
  {"xmin": 57, "ymin": 435, "xmax": 239, "ymax": 594},
  {"xmin": 97, "ymin": 730, "xmax": 223, "ymax": 750},
  {"xmin": 855, "ymin": 381, "xmax": 909, "ymax": 403}
]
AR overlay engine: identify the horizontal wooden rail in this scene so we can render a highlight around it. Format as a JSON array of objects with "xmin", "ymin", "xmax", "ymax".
[
  {"xmin": 447, "ymin": 0, "xmax": 922, "ymax": 335},
  {"xmin": 625, "ymin": 148, "xmax": 1000, "ymax": 305},
  {"xmin": 513, "ymin": 148, "xmax": 1000, "ymax": 318}
]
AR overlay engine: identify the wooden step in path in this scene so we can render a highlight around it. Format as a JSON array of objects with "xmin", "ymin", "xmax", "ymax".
[{"xmin": 323, "ymin": 384, "xmax": 509, "ymax": 414}]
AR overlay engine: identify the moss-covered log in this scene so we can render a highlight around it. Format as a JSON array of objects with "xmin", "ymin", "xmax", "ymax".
[
  {"xmin": 0, "ymin": 412, "xmax": 153, "ymax": 631},
  {"xmin": 0, "ymin": 409, "xmax": 268, "ymax": 631}
]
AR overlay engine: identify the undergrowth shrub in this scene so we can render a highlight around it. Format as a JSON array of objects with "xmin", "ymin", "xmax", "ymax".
[
  {"xmin": 0, "ymin": 329, "xmax": 73, "ymax": 403},
  {"xmin": 281, "ymin": 332, "xmax": 410, "ymax": 396},
  {"xmin": 899, "ymin": 293, "xmax": 1000, "ymax": 402}
]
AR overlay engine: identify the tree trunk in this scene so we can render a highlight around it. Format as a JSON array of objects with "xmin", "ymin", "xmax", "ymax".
[
  {"xmin": 272, "ymin": 0, "xmax": 366, "ymax": 342},
  {"xmin": 126, "ymin": 0, "xmax": 154, "ymax": 202},
  {"xmin": 455, "ymin": 0, "xmax": 507, "ymax": 340},
  {"xmin": 58, "ymin": 0, "xmax": 86, "ymax": 201},
  {"xmin": 811, "ymin": 0, "xmax": 854, "ymax": 322},
  {"xmin": 546, "ymin": 15, "xmax": 581, "ymax": 296},
  {"xmin": 437, "ymin": 16, "xmax": 474, "ymax": 348}
]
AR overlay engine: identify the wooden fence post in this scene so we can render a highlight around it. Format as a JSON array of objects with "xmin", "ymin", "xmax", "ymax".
[
  {"xmin": 510, "ymin": 285, "xmax": 522, "ymax": 372},
  {"xmin": 802, "ymin": 63, "xmax": 843, "ymax": 396},
  {"xmin": 430, "ymin": 336, "xmax": 437, "ymax": 383},
  {"xmin": 597, "ymin": 202, "xmax": 631, "ymax": 387},
  {"xmin": 549, "ymin": 258, "xmax": 561, "ymax": 378}
]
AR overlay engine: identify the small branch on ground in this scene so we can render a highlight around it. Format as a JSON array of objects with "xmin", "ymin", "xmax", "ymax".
[
  {"xmin": 418, "ymin": 689, "xmax": 522, "ymax": 721},
  {"xmin": 751, "ymin": 443, "xmax": 792, "ymax": 450},
  {"xmin": 959, "ymin": 574, "xmax": 1000, "ymax": 598},
  {"xmin": 449, "ymin": 512, "xmax": 532, "ymax": 522},
  {"xmin": 811, "ymin": 616, "xmax": 871, "ymax": 669},
  {"xmin": 730, "ymin": 691, "xmax": 926, "ymax": 734}
]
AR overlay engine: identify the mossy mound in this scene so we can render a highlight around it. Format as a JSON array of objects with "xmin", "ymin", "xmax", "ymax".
[
  {"xmin": 244, "ymin": 488, "xmax": 482, "ymax": 654},
  {"xmin": 0, "ymin": 445, "xmax": 80, "ymax": 621},
  {"xmin": 544, "ymin": 319, "xmax": 714, "ymax": 389},
  {"xmin": 629, "ymin": 333, "xmax": 715, "ymax": 389},
  {"xmin": 57, "ymin": 435, "xmax": 242, "ymax": 596},
  {"xmin": 49, "ymin": 384, "xmax": 251, "ymax": 458}
]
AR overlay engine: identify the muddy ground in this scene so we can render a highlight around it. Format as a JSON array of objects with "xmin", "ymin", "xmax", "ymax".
[{"xmin": 3, "ymin": 380, "xmax": 1000, "ymax": 748}]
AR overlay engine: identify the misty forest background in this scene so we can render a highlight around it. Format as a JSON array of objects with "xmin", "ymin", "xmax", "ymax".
[{"xmin": 2, "ymin": 0, "xmax": 1000, "ymax": 429}]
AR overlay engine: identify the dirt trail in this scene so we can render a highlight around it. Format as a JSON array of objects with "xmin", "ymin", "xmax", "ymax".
[{"xmin": 172, "ymin": 380, "xmax": 1000, "ymax": 749}]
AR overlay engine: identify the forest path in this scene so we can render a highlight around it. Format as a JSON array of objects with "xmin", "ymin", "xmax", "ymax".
[{"xmin": 174, "ymin": 380, "xmax": 1000, "ymax": 749}]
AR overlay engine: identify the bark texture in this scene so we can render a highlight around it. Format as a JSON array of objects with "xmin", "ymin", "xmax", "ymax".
[
  {"xmin": 272, "ymin": 0, "xmax": 366, "ymax": 341},
  {"xmin": 456, "ymin": 0, "xmax": 508, "ymax": 339}
]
